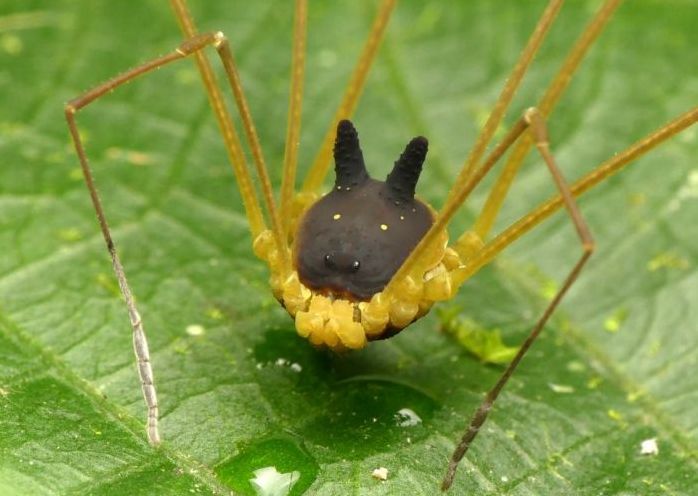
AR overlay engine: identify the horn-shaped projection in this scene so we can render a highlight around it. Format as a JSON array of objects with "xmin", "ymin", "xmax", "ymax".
[
  {"xmin": 333, "ymin": 119, "xmax": 369, "ymax": 189},
  {"xmin": 386, "ymin": 136, "xmax": 428, "ymax": 202}
]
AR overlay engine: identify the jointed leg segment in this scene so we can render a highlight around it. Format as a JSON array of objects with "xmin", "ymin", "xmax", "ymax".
[
  {"xmin": 442, "ymin": 105, "xmax": 698, "ymax": 490},
  {"xmin": 65, "ymin": 0, "xmax": 697, "ymax": 489},
  {"xmin": 473, "ymin": 0, "xmax": 623, "ymax": 240},
  {"xmin": 442, "ymin": 107, "xmax": 596, "ymax": 490},
  {"xmin": 456, "ymin": 106, "xmax": 698, "ymax": 284},
  {"xmin": 65, "ymin": 30, "xmax": 277, "ymax": 446},
  {"xmin": 280, "ymin": 0, "xmax": 308, "ymax": 236},
  {"xmin": 383, "ymin": 0, "xmax": 564, "ymax": 299}
]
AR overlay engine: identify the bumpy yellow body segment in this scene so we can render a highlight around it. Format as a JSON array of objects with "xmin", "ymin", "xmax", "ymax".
[{"xmin": 253, "ymin": 224, "xmax": 469, "ymax": 352}]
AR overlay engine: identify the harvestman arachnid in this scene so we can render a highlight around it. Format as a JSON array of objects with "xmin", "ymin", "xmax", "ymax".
[{"xmin": 64, "ymin": 0, "xmax": 697, "ymax": 491}]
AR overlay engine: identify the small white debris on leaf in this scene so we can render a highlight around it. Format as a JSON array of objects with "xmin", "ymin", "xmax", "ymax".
[
  {"xmin": 640, "ymin": 438, "xmax": 659, "ymax": 456},
  {"xmin": 548, "ymin": 383, "xmax": 575, "ymax": 394},
  {"xmin": 185, "ymin": 324, "xmax": 205, "ymax": 337},
  {"xmin": 395, "ymin": 408, "xmax": 422, "ymax": 427},
  {"xmin": 372, "ymin": 467, "xmax": 389, "ymax": 481},
  {"xmin": 249, "ymin": 466, "xmax": 300, "ymax": 496},
  {"xmin": 273, "ymin": 358, "xmax": 302, "ymax": 373}
]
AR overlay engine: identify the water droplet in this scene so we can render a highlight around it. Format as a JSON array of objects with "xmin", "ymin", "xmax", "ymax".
[
  {"xmin": 395, "ymin": 407, "xmax": 422, "ymax": 427},
  {"xmin": 215, "ymin": 437, "xmax": 318, "ymax": 495},
  {"xmin": 298, "ymin": 378, "xmax": 438, "ymax": 460},
  {"xmin": 249, "ymin": 466, "xmax": 300, "ymax": 496}
]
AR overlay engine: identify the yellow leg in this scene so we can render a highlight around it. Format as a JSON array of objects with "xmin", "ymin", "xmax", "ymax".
[
  {"xmin": 168, "ymin": 0, "xmax": 266, "ymax": 239},
  {"xmin": 453, "ymin": 106, "xmax": 698, "ymax": 287},
  {"xmin": 442, "ymin": 105, "xmax": 698, "ymax": 488},
  {"xmin": 473, "ymin": 0, "xmax": 623, "ymax": 240},
  {"xmin": 169, "ymin": 0, "xmax": 290, "ymax": 274},
  {"xmin": 65, "ymin": 31, "xmax": 253, "ymax": 447},
  {"xmin": 300, "ymin": 0, "xmax": 397, "ymax": 196},
  {"xmin": 445, "ymin": 102, "xmax": 650, "ymax": 488},
  {"xmin": 383, "ymin": 0, "xmax": 564, "ymax": 298},
  {"xmin": 280, "ymin": 0, "xmax": 308, "ymax": 236}
]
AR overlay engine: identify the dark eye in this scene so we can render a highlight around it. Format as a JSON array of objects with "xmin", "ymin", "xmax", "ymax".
[
  {"xmin": 351, "ymin": 260, "xmax": 360, "ymax": 272},
  {"xmin": 324, "ymin": 253, "xmax": 332, "ymax": 267}
]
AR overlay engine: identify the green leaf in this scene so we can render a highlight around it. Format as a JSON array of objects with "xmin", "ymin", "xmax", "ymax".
[{"xmin": 1, "ymin": 0, "xmax": 697, "ymax": 495}]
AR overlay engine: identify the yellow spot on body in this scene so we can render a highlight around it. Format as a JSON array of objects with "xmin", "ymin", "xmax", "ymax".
[
  {"xmin": 333, "ymin": 213, "xmax": 341, "ymax": 220},
  {"xmin": 400, "ymin": 215, "xmax": 405, "ymax": 220},
  {"xmin": 380, "ymin": 224, "xmax": 388, "ymax": 231}
]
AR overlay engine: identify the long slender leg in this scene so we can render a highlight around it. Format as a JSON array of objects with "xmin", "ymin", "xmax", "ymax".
[
  {"xmin": 166, "ymin": 2, "xmax": 267, "ymax": 240},
  {"xmin": 170, "ymin": 0, "xmax": 291, "ymax": 273},
  {"xmin": 213, "ymin": 37, "xmax": 292, "ymax": 272},
  {"xmin": 452, "ymin": 106, "xmax": 698, "ymax": 286},
  {"xmin": 442, "ymin": 107, "xmax": 595, "ymax": 491},
  {"xmin": 473, "ymin": 0, "xmax": 623, "ymax": 240},
  {"xmin": 65, "ymin": 32, "xmax": 261, "ymax": 446},
  {"xmin": 300, "ymin": 0, "xmax": 397, "ymax": 195},
  {"xmin": 384, "ymin": 0, "xmax": 563, "ymax": 297},
  {"xmin": 280, "ymin": 0, "xmax": 308, "ymax": 235}
]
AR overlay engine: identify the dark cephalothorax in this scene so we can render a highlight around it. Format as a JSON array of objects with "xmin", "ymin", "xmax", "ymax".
[{"xmin": 295, "ymin": 120, "xmax": 433, "ymax": 300}]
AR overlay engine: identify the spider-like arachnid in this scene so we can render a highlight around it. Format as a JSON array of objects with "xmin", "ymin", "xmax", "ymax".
[{"xmin": 63, "ymin": 0, "xmax": 697, "ymax": 492}]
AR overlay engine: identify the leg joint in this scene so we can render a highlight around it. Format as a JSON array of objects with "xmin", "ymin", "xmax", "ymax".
[
  {"xmin": 524, "ymin": 106, "xmax": 550, "ymax": 145},
  {"xmin": 214, "ymin": 31, "xmax": 228, "ymax": 48},
  {"xmin": 523, "ymin": 106, "xmax": 541, "ymax": 124},
  {"xmin": 582, "ymin": 240, "xmax": 596, "ymax": 254}
]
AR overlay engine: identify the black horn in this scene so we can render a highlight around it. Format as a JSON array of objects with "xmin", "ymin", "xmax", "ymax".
[
  {"xmin": 333, "ymin": 119, "xmax": 369, "ymax": 189},
  {"xmin": 385, "ymin": 136, "xmax": 428, "ymax": 202}
]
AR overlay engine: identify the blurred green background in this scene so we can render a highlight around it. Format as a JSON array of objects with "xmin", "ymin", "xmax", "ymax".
[{"xmin": 0, "ymin": 0, "xmax": 697, "ymax": 494}]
